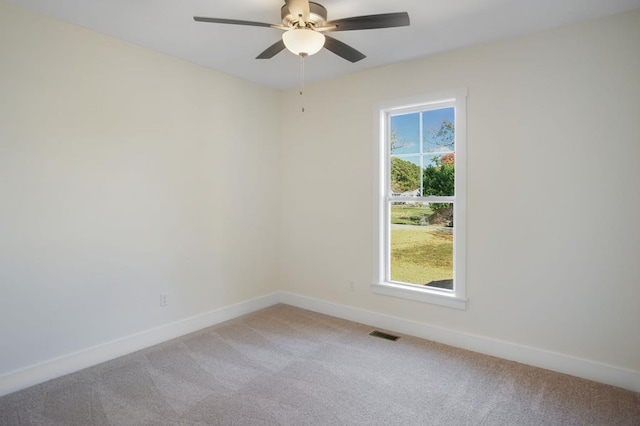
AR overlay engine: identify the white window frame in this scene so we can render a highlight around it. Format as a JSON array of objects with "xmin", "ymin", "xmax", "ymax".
[{"xmin": 373, "ymin": 89, "xmax": 467, "ymax": 310}]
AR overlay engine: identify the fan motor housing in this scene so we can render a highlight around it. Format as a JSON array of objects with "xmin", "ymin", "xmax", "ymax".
[{"xmin": 281, "ymin": 2, "xmax": 328, "ymax": 28}]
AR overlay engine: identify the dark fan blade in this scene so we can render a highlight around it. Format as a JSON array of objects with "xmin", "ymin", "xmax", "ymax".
[
  {"xmin": 323, "ymin": 35, "xmax": 366, "ymax": 63},
  {"xmin": 194, "ymin": 16, "xmax": 274, "ymax": 28},
  {"xmin": 325, "ymin": 12, "xmax": 410, "ymax": 32},
  {"xmin": 256, "ymin": 40, "xmax": 286, "ymax": 59}
]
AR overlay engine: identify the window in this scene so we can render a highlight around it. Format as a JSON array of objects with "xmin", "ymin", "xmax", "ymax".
[{"xmin": 374, "ymin": 89, "xmax": 467, "ymax": 309}]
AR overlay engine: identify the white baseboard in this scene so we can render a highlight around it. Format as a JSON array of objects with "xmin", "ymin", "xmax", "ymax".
[
  {"xmin": 2, "ymin": 290, "xmax": 638, "ymax": 397},
  {"xmin": 279, "ymin": 292, "xmax": 640, "ymax": 393},
  {"xmin": 0, "ymin": 292, "xmax": 280, "ymax": 397}
]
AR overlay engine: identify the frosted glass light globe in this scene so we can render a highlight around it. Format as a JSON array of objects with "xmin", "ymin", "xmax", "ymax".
[{"xmin": 282, "ymin": 29, "xmax": 325, "ymax": 56}]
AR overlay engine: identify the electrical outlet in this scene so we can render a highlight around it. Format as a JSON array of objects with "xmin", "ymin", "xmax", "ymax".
[
  {"xmin": 160, "ymin": 292, "xmax": 168, "ymax": 307},
  {"xmin": 349, "ymin": 281, "xmax": 355, "ymax": 291}
]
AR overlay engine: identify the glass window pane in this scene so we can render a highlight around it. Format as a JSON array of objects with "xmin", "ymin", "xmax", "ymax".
[
  {"xmin": 422, "ymin": 153, "xmax": 455, "ymax": 197},
  {"xmin": 390, "ymin": 156, "xmax": 421, "ymax": 196},
  {"xmin": 390, "ymin": 113, "xmax": 420, "ymax": 155},
  {"xmin": 390, "ymin": 202, "xmax": 453, "ymax": 289},
  {"xmin": 423, "ymin": 107, "xmax": 455, "ymax": 154}
]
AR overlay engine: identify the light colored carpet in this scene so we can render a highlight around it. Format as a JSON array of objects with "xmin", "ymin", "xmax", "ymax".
[{"xmin": 0, "ymin": 304, "xmax": 638, "ymax": 425}]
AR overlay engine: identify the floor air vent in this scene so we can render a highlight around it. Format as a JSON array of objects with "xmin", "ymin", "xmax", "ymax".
[{"xmin": 369, "ymin": 330, "xmax": 400, "ymax": 341}]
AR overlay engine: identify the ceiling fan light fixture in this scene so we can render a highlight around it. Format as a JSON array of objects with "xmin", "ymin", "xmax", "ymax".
[{"xmin": 282, "ymin": 28, "xmax": 325, "ymax": 56}]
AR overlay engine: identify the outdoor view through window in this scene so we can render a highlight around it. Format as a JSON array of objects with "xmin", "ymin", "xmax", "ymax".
[{"xmin": 389, "ymin": 106, "xmax": 455, "ymax": 290}]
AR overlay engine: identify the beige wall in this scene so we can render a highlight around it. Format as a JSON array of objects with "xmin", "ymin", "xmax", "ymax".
[
  {"xmin": 280, "ymin": 10, "xmax": 640, "ymax": 371},
  {"xmin": 0, "ymin": 2, "xmax": 281, "ymax": 374}
]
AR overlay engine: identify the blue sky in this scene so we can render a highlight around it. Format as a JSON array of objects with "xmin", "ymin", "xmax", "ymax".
[{"xmin": 391, "ymin": 107, "xmax": 454, "ymax": 156}]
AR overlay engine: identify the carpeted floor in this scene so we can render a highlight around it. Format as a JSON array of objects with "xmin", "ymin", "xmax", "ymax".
[{"xmin": 0, "ymin": 304, "xmax": 638, "ymax": 425}]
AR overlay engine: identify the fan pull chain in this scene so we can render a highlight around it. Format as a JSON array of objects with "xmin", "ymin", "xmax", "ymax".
[{"xmin": 299, "ymin": 53, "xmax": 307, "ymax": 113}]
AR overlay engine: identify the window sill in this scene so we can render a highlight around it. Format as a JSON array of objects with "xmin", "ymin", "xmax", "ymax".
[{"xmin": 371, "ymin": 282, "xmax": 467, "ymax": 310}]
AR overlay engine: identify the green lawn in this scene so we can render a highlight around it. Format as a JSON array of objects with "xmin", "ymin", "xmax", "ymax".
[
  {"xmin": 390, "ymin": 205, "xmax": 453, "ymax": 286},
  {"xmin": 391, "ymin": 204, "xmax": 433, "ymax": 225}
]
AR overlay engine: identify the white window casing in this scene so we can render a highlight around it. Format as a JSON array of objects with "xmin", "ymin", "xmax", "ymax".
[{"xmin": 373, "ymin": 89, "xmax": 468, "ymax": 310}]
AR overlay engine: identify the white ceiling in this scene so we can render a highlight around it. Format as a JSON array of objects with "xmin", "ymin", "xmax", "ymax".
[{"xmin": 6, "ymin": 0, "xmax": 640, "ymax": 89}]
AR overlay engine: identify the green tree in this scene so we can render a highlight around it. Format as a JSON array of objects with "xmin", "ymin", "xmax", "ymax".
[
  {"xmin": 390, "ymin": 130, "xmax": 420, "ymax": 193},
  {"xmin": 391, "ymin": 157, "xmax": 420, "ymax": 193},
  {"xmin": 422, "ymin": 120, "xmax": 455, "ymax": 225},
  {"xmin": 422, "ymin": 157, "xmax": 454, "ymax": 196},
  {"xmin": 423, "ymin": 158, "xmax": 454, "ymax": 226}
]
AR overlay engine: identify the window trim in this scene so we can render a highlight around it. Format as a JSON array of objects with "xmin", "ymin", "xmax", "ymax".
[{"xmin": 373, "ymin": 89, "xmax": 468, "ymax": 310}]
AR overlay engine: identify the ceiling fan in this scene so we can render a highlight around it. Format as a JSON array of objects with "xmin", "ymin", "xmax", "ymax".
[{"xmin": 194, "ymin": 0, "xmax": 410, "ymax": 63}]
